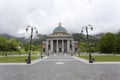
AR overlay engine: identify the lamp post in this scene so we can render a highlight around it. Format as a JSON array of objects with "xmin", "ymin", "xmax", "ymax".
[
  {"xmin": 81, "ymin": 25, "xmax": 93, "ymax": 63},
  {"xmin": 26, "ymin": 25, "xmax": 38, "ymax": 64}
]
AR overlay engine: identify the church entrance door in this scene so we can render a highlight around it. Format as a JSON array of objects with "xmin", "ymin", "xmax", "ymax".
[{"xmin": 59, "ymin": 48, "xmax": 62, "ymax": 52}]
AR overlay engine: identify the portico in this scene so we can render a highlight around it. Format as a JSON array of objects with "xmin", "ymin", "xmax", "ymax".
[
  {"xmin": 46, "ymin": 38, "xmax": 74, "ymax": 53},
  {"xmin": 42, "ymin": 22, "xmax": 78, "ymax": 54}
]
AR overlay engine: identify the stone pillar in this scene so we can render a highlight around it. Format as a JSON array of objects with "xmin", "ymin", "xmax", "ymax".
[
  {"xmin": 51, "ymin": 40, "xmax": 53, "ymax": 53},
  {"xmin": 72, "ymin": 40, "xmax": 75, "ymax": 53},
  {"xmin": 46, "ymin": 40, "xmax": 48, "ymax": 53},
  {"xmin": 62, "ymin": 40, "xmax": 64, "ymax": 53},
  {"xmin": 67, "ymin": 40, "xmax": 70, "ymax": 53},
  {"xmin": 57, "ymin": 40, "xmax": 58, "ymax": 53}
]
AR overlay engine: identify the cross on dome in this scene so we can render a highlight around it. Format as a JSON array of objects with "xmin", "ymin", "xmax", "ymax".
[{"xmin": 58, "ymin": 22, "xmax": 62, "ymax": 27}]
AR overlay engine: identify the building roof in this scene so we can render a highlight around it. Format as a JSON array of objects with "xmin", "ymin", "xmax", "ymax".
[
  {"xmin": 53, "ymin": 22, "xmax": 67, "ymax": 33},
  {"xmin": 47, "ymin": 22, "xmax": 73, "ymax": 38}
]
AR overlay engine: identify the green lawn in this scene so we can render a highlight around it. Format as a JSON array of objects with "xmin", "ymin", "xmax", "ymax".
[
  {"xmin": 0, "ymin": 56, "xmax": 38, "ymax": 63},
  {"xmin": 80, "ymin": 55, "xmax": 120, "ymax": 62},
  {"xmin": 0, "ymin": 51, "xmax": 40, "ymax": 56}
]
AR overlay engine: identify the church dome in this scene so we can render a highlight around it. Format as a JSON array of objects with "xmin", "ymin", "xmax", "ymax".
[{"xmin": 53, "ymin": 22, "xmax": 67, "ymax": 33}]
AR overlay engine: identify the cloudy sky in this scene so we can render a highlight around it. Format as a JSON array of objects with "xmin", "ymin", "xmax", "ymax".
[{"xmin": 0, "ymin": 0, "xmax": 120, "ymax": 36}]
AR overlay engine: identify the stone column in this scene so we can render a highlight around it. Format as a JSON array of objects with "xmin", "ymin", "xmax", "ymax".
[
  {"xmin": 46, "ymin": 40, "xmax": 48, "ymax": 53},
  {"xmin": 67, "ymin": 40, "xmax": 70, "ymax": 53},
  {"xmin": 51, "ymin": 40, "xmax": 53, "ymax": 54},
  {"xmin": 72, "ymin": 40, "xmax": 75, "ymax": 53},
  {"xmin": 57, "ymin": 40, "xmax": 58, "ymax": 53},
  {"xmin": 62, "ymin": 40, "xmax": 64, "ymax": 53}
]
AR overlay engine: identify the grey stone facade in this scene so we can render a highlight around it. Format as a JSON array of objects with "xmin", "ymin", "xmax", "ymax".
[{"xmin": 42, "ymin": 22, "xmax": 78, "ymax": 54}]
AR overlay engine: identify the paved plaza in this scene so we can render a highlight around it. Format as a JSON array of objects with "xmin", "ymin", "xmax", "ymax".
[{"xmin": 0, "ymin": 54, "xmax": 120, "ymax": 80}]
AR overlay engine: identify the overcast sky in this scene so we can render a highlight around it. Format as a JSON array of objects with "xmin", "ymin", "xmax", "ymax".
[{"xmin": 0, "ymin": 0, "xmax": 120, "ymax": 37}]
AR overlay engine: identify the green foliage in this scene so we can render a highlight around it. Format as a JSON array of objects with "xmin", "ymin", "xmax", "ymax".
[
  {"xmin": 90, "ymin": 38, "xmax": 99, "ymax": 52},
  {"xmin": 8, "ymin": 38, "xmax": 21, "ymax": 51},
  {"xmin": 0, "ymin": 34, "xmax": 42, "ymax": 56},
  {"xmin": 72, "ymin": 33, "xmax": 85, "ymax": 41},
  {"xmin": 32, "ymin": 34, "xmax": 46, "ymax": 45},
  {"xmin": 0, "ymin": 36, "xmax": 7, "ymax": 51},
  {"xmin": 24, "ymin": 43, "xmax": 29, "ymax": 52},
  {"xmin": 79, "ymin": 42, "xmax": 87, "ymax": 52},
  {"xmin": 23, "ymin": 43, "xmax": 41, "ymax": 52},
  {"xmin": 78, "ymin": 36, "xmax": 99, "ymax": 52},
  {"xmin": 35, "ymin": 45, "xmax": 41, "ymax": 51},
  {"xmin": 31, "ymin": 45, "xmax": 36, "ymax": 51},
  {"xmin": 0, "ymin": 36, "xmax": 21, "ymax": 56},
  {"xmin": 99, "ymin": 32, "xmax": 115, "ymax": 53},
  {"xmin": 114, "ymin": 32, "xmax": 120, "ymax": 54}
]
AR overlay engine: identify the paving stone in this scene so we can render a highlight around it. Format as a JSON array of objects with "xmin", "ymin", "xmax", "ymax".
[{"xmin": 0, "ymin": 54, "xmax": 120, "ymax": 80}]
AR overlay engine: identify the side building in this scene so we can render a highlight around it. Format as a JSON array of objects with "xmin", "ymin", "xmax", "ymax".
[{"xmin": 42, "ymin": 22, "xmax": 78, "ymax": 54}]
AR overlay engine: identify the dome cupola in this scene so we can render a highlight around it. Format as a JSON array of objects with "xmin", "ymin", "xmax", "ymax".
[{"xmin": 53, "ymin": 22, "xmax": 67, "ymax": 33}]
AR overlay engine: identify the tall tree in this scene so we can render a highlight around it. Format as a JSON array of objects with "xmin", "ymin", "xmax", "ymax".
[
  {"xmin": 0, "ymin": 36, "xmax": 21, "ymax": 56},
  {"xmin": 114, "ymin": 32, "xmax": 120, "ymax": 54},
  {"xmin": 99, "ymin": 32, "xmax": 115, "ymax": 53},
  {"xmin": 0, "ymin": 36, "xmax": 9, "ymax": 56},
  {"xmin": 24, "ymin": 43, "xmax": 29, "ymax": 52},
  {"xmin": 8, "ymin": 38, "xmax": 21, "ymax": 51}
]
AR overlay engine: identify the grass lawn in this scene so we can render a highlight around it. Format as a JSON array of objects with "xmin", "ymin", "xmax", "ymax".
[
  {"xmin": 80, "ymin": 55, "xmax": 120, "ymax": 62},
  {"xmin": 0, "ymin": 56, "xmax": 38, "ymax": 63}
]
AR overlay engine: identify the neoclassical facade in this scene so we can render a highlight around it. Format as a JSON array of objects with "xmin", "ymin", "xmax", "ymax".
[{"xmin": 42, "ymin": 22, "xmax": 78, "ymax": 54}]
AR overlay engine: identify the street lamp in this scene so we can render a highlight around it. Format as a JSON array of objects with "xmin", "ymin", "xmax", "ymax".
[
  {"xmin": 81, "ymin": 25, "xmax": 93, "ymax": 63},
  {"xmin": 25, "ymin": 25, "xmax": 38, "ymax": 64}
]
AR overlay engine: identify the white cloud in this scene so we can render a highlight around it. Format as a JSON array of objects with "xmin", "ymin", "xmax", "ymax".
[{"xmin": 0, "ymin": 0, "xmax": 120, "ymax": 36}]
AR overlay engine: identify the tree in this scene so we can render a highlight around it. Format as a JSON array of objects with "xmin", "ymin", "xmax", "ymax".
[
  {"xmin": 114, "ymin": 32, "xmax": 120, "ymax": 54},
  {"xmin": 72, "ymin": 33, "xmax": 85, "ymax": 41},
  {"xmin": 99, "ymin": 32, "xmax": 115, "ymax": 53},
  {"xmin": 7, "ymin": 38, "xmax": 21, "ymax": 51},
  {"xmin": 24, "ymin": 43, "xmax": 29, "ymax": 52},
  {"xmin": 0, "ymin": 36, "xmax": 9, "ymax": 56},
  {"xmin": 35, "ymin": 45, "xmax": 41, "ymax": 51},
  {"xmin": 0, "ymin": 36, "xmax": 5, "ymax": 51},
  {"xmin": 0, "ymin": 36, "xmax": 21, "ymax": 56}
]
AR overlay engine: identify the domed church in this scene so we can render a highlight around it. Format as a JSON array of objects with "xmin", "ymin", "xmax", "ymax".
[{"xmin": 42, "ymin": 22, "xmax": 78, "ymax": 54}]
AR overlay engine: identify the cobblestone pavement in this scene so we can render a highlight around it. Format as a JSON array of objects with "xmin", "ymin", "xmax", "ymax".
[{"xmin": 0, "ymin": 54, "xmax": 120, "ymax": 80}]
